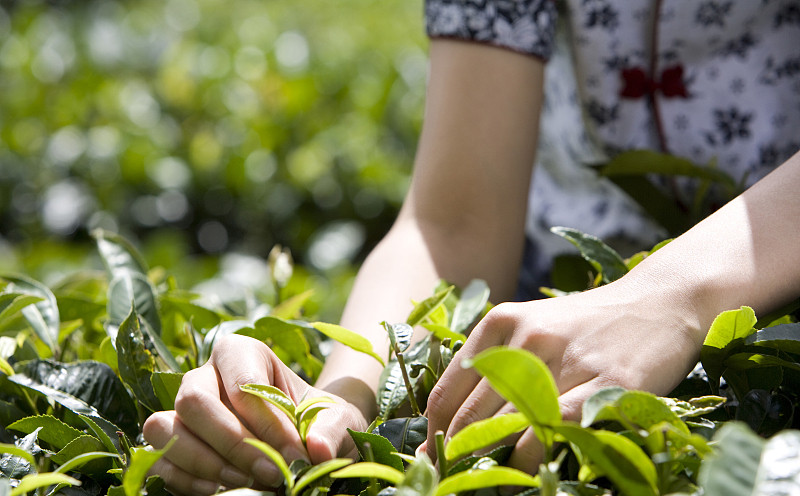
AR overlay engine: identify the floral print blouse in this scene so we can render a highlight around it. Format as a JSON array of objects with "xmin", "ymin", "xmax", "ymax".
[{"xmin": 426, "ymin": 0, "xmax": 800, "ymax": 297}]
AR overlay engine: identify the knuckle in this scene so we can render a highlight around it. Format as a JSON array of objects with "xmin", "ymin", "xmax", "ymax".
[
  {"xmin": 425, "ymin": 384, "xmax": 448, "ymax": 418},
  {"xmin": 174, "ymin": 383, "xmax": 215, "ymax": 416},
  {"xmin": 142, "ymin": 411, "xmax": 174, "ymax": 445}
]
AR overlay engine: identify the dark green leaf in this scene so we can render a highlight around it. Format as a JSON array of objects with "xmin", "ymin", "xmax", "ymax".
[
  {"xmin": 373, "ymin": 417, "xmax": 428, "ymax": 456},
  {"xmin": 159, "ymin": 293, "xmax": 224, "ymax": 333},
  {"xmin": 450, "ymin": 279, "xmax": 490, "ymax": 334},
  {"xmin": 599, "ymin": 150, "xmax": 738, "ymax": 190},
  {"xmin": 7, "ymin": 415, "xmax": 84, "ymax": 451},
  {"xmin": 383, "ymin": 322, "xmax": 413, "ymax": 354},
  {"xmin": 107, "ymin": 273, "xmax": 161, "ymax": 338},
  {"xmin": 50, "ymin": 435, "xmax": 108, "ymax": 466},
  {"xmin": 151, "ymin": 372, "xmax": 184, "ymax": 411},
  {"xmin": 377, "ymin": 340, "xmax": 429, "ymax": 419},
  {"xmin": 12, "ymin": 359, "xmax": 138, "ymax": 438},
  {"xmin": 115, "ymin": 307, "xmax": 160, "ymax": 412},
  {"xmin": 550, "ymin": 227, "xmax": 627, "ymax": 284},
  {"xmin": 92, "ymin": 230, "xmax": 149, "ymax": 277},
  {"xmin": 347, "ymin": 429, "xmax": 404, "ymax": 472}
]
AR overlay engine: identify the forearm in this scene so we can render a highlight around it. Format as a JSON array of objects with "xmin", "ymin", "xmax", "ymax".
[
  {"xmin": 621, "ymin": 154, "xmax": 800, "ymax": 345},
  {"xmin": 315, "ymin": 39, "xmax": 544, "ymax": 417}
]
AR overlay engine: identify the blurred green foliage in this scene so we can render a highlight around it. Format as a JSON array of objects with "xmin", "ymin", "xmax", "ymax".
[{"xmin": 0, "ymin": 0, "xmax": 426, "ymax": 319}]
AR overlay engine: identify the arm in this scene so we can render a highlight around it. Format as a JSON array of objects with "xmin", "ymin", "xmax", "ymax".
[
  {"xmin": 143, "ymin": 38, "xmax": 546, "ymax": 494},
  {"xmin": 426, "ymin": 154, "xmax": 800, "ymax": 471},
  {"xmin": 316, "ymin": 38, "xmax": 545, "ymax": 418}
]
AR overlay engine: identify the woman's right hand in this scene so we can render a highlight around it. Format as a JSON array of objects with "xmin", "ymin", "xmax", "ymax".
[{"xmin": 143, "ymin": 334, "xmax": 369, "ymax": 495}]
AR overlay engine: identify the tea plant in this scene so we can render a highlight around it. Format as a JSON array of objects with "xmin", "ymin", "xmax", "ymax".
[{"xmin": 1, "ymin": 228, "xmax": 800, "ymax": 496}]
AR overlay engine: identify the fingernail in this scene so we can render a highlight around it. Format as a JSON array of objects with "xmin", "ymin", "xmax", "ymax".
[
  {"xmin": 220, "ymin": 465, "xmax": 252, "ymax": 488},
  {"xmin": 191, "ymin": 479, "xmax": 220, "ymax": 495},
  {"xmin": 253, "ymin": 458, "xmax": 283, "ymax": 487}
]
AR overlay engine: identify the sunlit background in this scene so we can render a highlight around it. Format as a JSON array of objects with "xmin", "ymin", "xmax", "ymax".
[{"xmin": 0, "ymin": 0, "xmax": 427, "ymax": 319}]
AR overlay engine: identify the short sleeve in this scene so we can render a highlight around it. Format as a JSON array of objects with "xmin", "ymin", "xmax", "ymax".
[{"xmin": 425, "ymin": 0, "xmax": 558, "ymax": 60}]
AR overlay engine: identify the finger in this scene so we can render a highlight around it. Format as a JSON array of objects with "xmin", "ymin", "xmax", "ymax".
[
  {"xmin": 175, "ymin": 364, "xmax": 284, "ymax": 487},
  {"xmin": 143, "ymin": 411, "xmax": 253, "ymax": 489},
  {"xmin": 507, "ymin": 427, "xmax": 544, "ymax": 474},
  {"xmin": 557, "ymin": 375, "xmax": 608, "ymax": 422},
  {"xmin": 148, "ymin": 458, "xmax": 220, "ymax": 496},
  {"xmin": 211, "ymin": 336, "xmax": 310, "ymax": 464},
  {"xmin": 426, "ymin": 305, "xmax": 513, "ymax": 453},
  {"xmin": 444, "ymin": 377, "xmax": 507, "ymax": 441},
  {"xmin": 304, "ymin": 401, "xmax": 366, "ymax": 464}
]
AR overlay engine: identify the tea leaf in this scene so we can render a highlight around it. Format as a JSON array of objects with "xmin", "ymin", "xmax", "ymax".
[
  {"xmin": 116, "ymin": 307, "xmax": 161, "ymax": 412},
  {"xmin": 123, "ymin": 442, "xmax": 173, "ymax": 496},
  {"xmin": 1, "ymin": 274, "xmax": 61, "ymax": 356},
  {"xmin": 0, "ymin": 443, "xmax": 36, "ymax": 468},
  {"xmin": 550, "ymin": 227, "xmax": 627, "ymax": 284},
  {"xmin": 331, "ymin": 462, "xmax": 404, "ymax": 485},
  {"xmin": 244, "ymin": 439, "xmax": 292, "ymax": 490},
  {"xmin": 0, "ymin": 294, "xmax": 43, "ymax": 332},
  {"xmin": 406, "ymin": 287, "xmax": 454, "ymax": 327},
  {"xmin": 701, "ymin": 306, "xmax": 758, "ymax": 391},
  {"xmin": 311, "ymin": 322, "xmax": 384, "ymax": 366},
  {"xmin": 450, "ymin": 279, "xmax": 490, "ymax": 334},
  {"xmin": 698, "ymin": 422, "xmax": 763, "ymax": 496},
  {"xmin": 272, "ymin": 289, "xmax": 314, "ymax": 320},
  {"xmin": 347, "ymin": 429, "xmax": 404, "ymax": 472},
  {"xmin": 753, "ymin": 430, "xmax": 800, "ymax": 493},
  {"xmin": 292, "ymin": 458, "xmax": 352, "ymax": 496},
  {"xmin": 384, "ymin": 322, "xmax": 413, "ymax": 354},
  {"xmin": 297, "ymin": 405, "xmax": 328, "ymax": 442},
  {"xmin": 151, "ymin": 371, "xmax": 184, "ymax": 411},
  {"xmin": 743, "ymin": 323, "xmax": 800, "ymax": 354},
  {"xmin": 373, "ymin": 417, "xmax": 429, "ymax": 456},
  {"xmin": 7, "ymin": 415, "xmax": 84, "ymax": 451},
  {"xmin": 10, "ymin": 473, "xmax": 80, "ymax": 496},
  {"xmin": 420, "ymin": 324, "xmax": 465, "ymax": 345},
  {"xmin": 554, "ymin": 423, "xmax": 658, "ymax": 496},
  {"xmin": 445, "ymin": 412, "xmax": 528, "ymax": 462},
  {"xmin": 435, "ymin": 466, "xmax": 540, "ymax": 496},
  {"xmin": 239, "ymin": 384, "xmax": 296, "ymax": 421},
  {"xmin": 395, "ymin": 455, "xmax": 437, "ymax": 496},
  {"xmin": 50, "ymin": 435, "xmax": 108, "ymax": 467},
  {"xmin": 107, "ymin": 273, "xmax": 161, "ymax": 339},
  {"xmin": 55, "ymin": 451, "xmax": 120, "ymax": 475},
  {"xmin": 463, "ymin": 347, "xmax": 560, "ymax": 443},
  {"xmin": 296, "ymin": 396, "xmax": 332, "ymax": 416}
]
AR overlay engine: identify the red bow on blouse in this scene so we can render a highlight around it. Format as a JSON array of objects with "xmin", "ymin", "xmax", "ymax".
[{"xmin": 620, "ymin": 65, "xmax": 689, "ymax": 99}]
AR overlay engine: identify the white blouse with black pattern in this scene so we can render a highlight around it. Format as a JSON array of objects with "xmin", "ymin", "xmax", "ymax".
[{"xmin": 426, "ymin": 0, "xmax": 800, "ymax": 296}]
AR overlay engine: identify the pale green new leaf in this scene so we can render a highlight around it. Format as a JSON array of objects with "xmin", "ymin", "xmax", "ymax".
[
  {"xmin": 435, "ymin": 466, "xmax": 540, "ymax": 496},
  {"xmin": 554, "ymin": 424, "xmax": 657, "ymax": 496},
  {"xmin": 122, "ymin": 442, "xmax": 173, "ymax": 496},
  {"xmin": 331, "ymin": 462, "xmax": 404, "ymax": 486},
  {"xmin": 701, "ymin": 306, "xmax": 758, "ymax": 390},
  {"xmin": 55, "ymin": 452, "xmax": 121, "ymax": 474},
  {"xmin": 296, "ymin": 396, "xmax": 332, "ymax": 416},
  {"xmin": 297, "ymin": 405, "xmax": 328, "ymax": 442},
  {"xmin": 10, "ymin": 473, "xmax": 80, "ymax": 496},
  {"xmin": 406, "ymin": 287, "xmax": 454, "ymax": 327},
  {"xmin": 311, "ymin": 322, "xmax": 384, "ymax": 366},
  {"xmin": 445, "ymin": 412, "xmax": 528, "ymax": 462},
  {"xmin": 421, "ymin": 324, "xmax": 465, "ymax": 346},
  {"xmin": 244, "ymin": 439, "xmax": 293, "ymax": 490},
  {"xmin": 292, "ymin": 458, "xmax": 352, "ymax": 496},
  {"xmin": 239, "ymin": 384, "xmax": 296, "ymax": 421},
  {"xmin": 0, "ymin": 294, "xmax": 43, "ymax": 331},
  {"xmin": 463, "ymin": 347, "xmax": 560, "ymax": 444}
]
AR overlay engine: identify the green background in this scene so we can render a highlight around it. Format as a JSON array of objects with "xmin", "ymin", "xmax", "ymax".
[{"xmin": 0, "ymin": 0, "xmax": 427, "ymax": 320}]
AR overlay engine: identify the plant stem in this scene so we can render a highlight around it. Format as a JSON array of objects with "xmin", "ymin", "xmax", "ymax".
[
  {"xmin": 395, "ymin": 351, "xmax": 421, "ymax": 416},
  {"xmin": 434, "ymin": 430, "xmax": 447, "ymax": 481}
]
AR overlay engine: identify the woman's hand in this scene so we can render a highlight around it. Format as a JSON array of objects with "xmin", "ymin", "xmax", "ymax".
[
  {"xmin": 425, "ymin": 275, "xmax": 705, "ymax": 472},
  {"xmin": 143, "ymin": 334, "xmax": 368, "ymax": 495}
]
